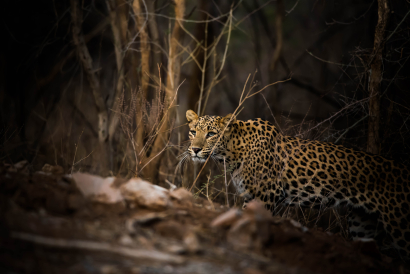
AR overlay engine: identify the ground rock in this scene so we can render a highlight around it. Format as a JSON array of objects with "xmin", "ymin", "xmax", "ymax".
[
  {"xmin": 120, "ymin": 178, "xmax": 170, "ymax": 210},
  {"xmin": 129, "ymin": 212, "xmax": 168, "ymax": 226},
  {"xmin": 6, "ymin": 160, "xmax": 29, "ymax": 173},
  {"xmin": 72, "ymin": 173, "xmax": 123, "ymax": 204},
  {"xmin": 212, "ymin": 201, "xmax": 275, "ymax": 251},
  {"xmin": 170, "ymin": 188, "xmax": 193, "ymax": 201},
  {"xmin": 183, "ymin": 231, "xmax": 201, "ymax": 253},
  {"xmin": 211, "ymin": 208, "xmax": 243, "ymax": 227}
]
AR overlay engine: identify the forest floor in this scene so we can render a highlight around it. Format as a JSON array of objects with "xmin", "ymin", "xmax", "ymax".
[{"xmin": 0, "ymin": 162, "xmax": 409, "ymax": 274}]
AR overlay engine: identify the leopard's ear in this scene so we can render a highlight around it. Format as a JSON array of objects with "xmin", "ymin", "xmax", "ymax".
[
  {"xmin": 219, "ymin": 113, "xmax": 236, "ymax": 131},
  {"xmin": 186, "ymin": 110, "xmax": 199, "ymax": 123}
]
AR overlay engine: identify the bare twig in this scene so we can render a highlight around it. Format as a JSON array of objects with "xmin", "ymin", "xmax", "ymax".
[
  {"xmin": 381, "ymin": 55, "xmax": 410, "ymax": 97},
  {"xmin": 386, "ymin": 8, "xmax": 410, "ymax": 41},
  {"xmin": 334, "ymin": 114, "xmax": 368, "ymax": 144},
  {"xmin": 306, "ymin": 50, "xmax": 363, "ymax": 68},
  {"xmin": 325, "ymin": 1, "xmax": 375, "ymax": 25},
  {"xmin": 286, "ymin": 0, "xmax": 299, "ymax": 15},
  {"xmin": 295, "ymin": 96, "xmax": 370, "ymax": 137}
]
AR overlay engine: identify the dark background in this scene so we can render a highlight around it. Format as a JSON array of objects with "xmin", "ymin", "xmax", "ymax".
[{"xmin": 1, "ymin": 0, "xmax": 409, "ymax": 191}]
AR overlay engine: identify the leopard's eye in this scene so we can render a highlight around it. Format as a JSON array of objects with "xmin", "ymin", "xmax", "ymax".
[
  {"xmin": 190, "ymin": 130, "xmax": 196, "ymax": 136},
  {"xmin": 206, "ymin": 132, "xmax": 216, "ymax": 138}
]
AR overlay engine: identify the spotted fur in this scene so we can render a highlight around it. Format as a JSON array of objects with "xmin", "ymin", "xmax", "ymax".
[{"xmin": 185, "ymin": 110, "xmax": 410, "ymax": 260}]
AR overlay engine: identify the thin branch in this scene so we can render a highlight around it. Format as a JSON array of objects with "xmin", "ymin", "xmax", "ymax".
[
  {"xmin": 286, "ymin": 0, "xmax": 299, "ymax": 15},
  {"xmin": 295, "ymin": 96, "xmax": 370, "ymax": 137},
  {"xmin": 386, "ymin": 8, "xmax": 410, "ymax": 41},
  {"xmin": 334, "ymin": 114, "xmax": 368, "ymax": 144},
  {"xmin": 306, "ymin": 50, "xmax": 363, "ymax": 68},
  {"xmin": 381, "ymin": 55, "xmax": 410, "ymax": 97}
]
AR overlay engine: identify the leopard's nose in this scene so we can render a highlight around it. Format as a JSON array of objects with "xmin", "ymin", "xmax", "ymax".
[{"xmin": 192, "ymin": 147, "xmax": 202, "ymax": 154}]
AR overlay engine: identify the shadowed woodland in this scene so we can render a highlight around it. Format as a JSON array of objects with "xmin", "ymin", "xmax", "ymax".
[
  {"xmin": 1, "ymin": 0, "xmax": 410, "ymax": 272},
  {"xmin": 2, "ymin": 0, "xmax": 410, "ymax": 180}
]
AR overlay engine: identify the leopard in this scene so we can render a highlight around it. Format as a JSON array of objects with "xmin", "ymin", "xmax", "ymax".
[{"xmin": 185, "ymin": 109, "xmax": 410, "ymax": 261}]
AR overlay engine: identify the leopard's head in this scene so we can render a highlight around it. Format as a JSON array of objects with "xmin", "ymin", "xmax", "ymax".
[{"xmin": 186, "ymin": 110, "xmax": 236, "ymax": 163}]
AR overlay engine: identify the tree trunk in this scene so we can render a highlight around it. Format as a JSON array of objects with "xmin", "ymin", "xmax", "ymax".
[
  {"xmin": 187, "ymin": 0, "xmax": 208, "ymax": 111},
  {"xmin": 133, "ymin": 0, "xmax": 150, "ymax": 95},
  {"xmin": 165, "ymin": 0, "xmax": 185, "ymax": 104},
  {"xmin": 146, "ymin": 0, "xmax": 162, "ymax": 81},
  {"xmin": 106, "ymin": 0, "xmax": 126, "ymax": 149},
  {"xmin": 70, "ymin": 0, "xmax": 109, "ymax": 171},
  {"xmin": 133, "ymin": 0, "xmax": 151, "ymax": 156},
  {"xmin": 270, "ymin": 0, "xmax": 284, "ymax": 72},
  {"xmin": 141, "ymin": 0, "xmax": 185, "ymax": 182},
  {"xmin": 367, "ymin": 0, "xmax": 389, "ymax": 154}
]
